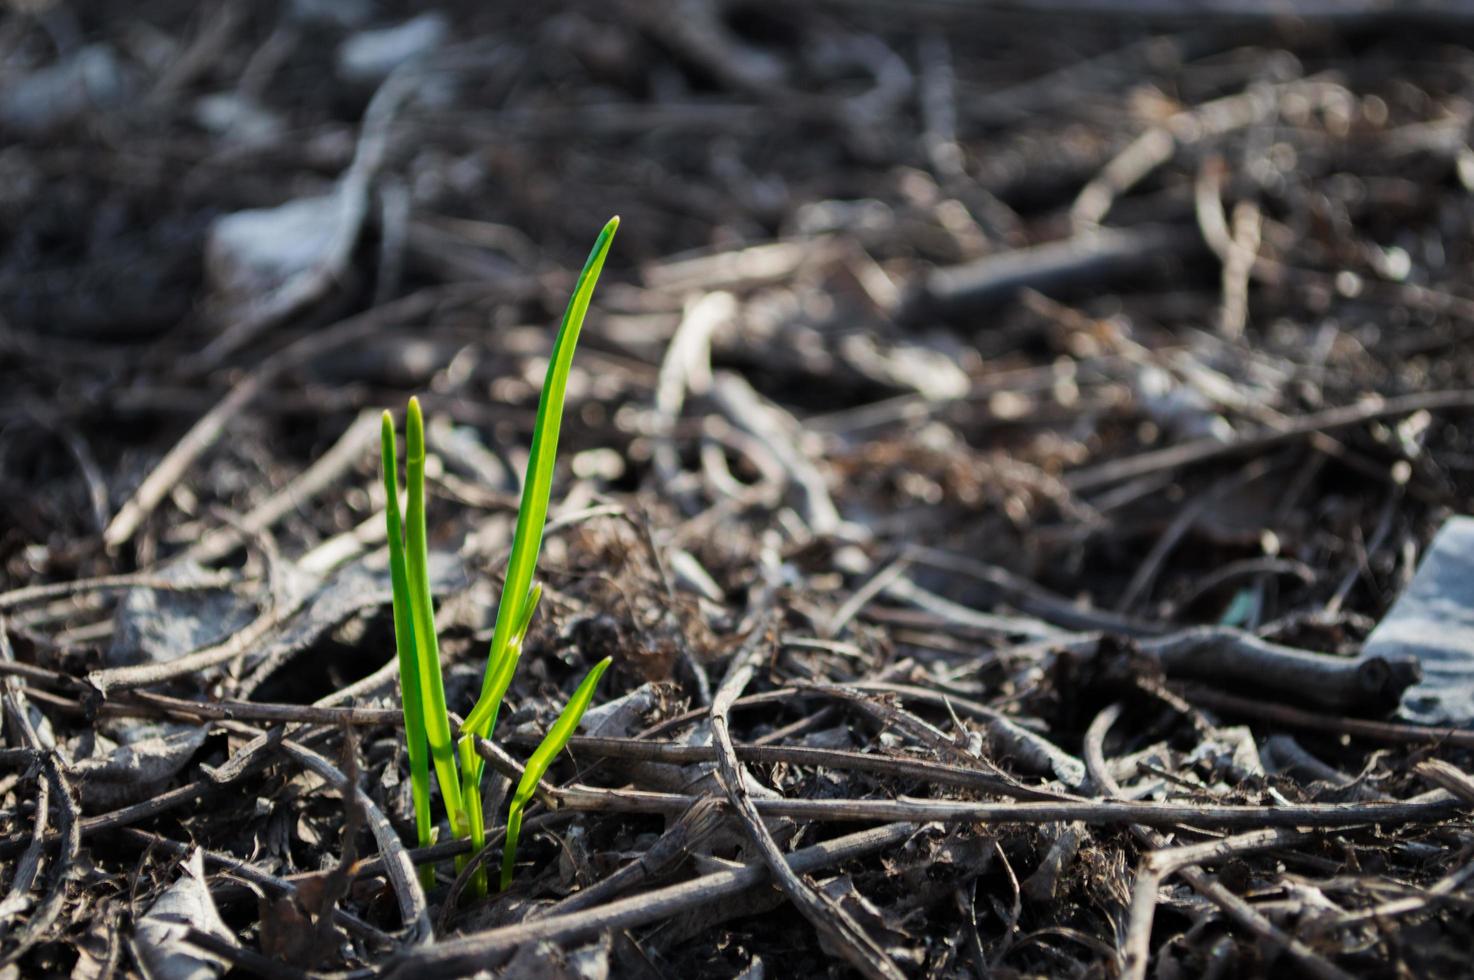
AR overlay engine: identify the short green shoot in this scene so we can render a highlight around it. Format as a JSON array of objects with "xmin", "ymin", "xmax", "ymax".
[
  {"xmin": 380, "ymin": 216, "xmax": 619, "ymax": 895},
  {"xmin": 501, "ymin": 655, "xmax": 611, "ymax": 890}
]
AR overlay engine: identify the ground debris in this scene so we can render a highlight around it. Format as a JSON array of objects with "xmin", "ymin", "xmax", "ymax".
[{"xmin": 3, "ymin": 3, "xmax": 1474, "ymax": 977}]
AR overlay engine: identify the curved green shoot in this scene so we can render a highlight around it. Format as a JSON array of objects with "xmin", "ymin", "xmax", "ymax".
[
  {"xmin": 381, "ymin": 414, "xmax": 433, "ymax": 889},
  {"xmin": 404, "ymin": 397, "xmax": 467, "ymax": 837},
  {"xmin": 500, "ymin": 656, "xmax": 611, "ymax": 891},
  {"xmin": 462, "ymin": 215, "xmax": 620, "ymax": 740}
]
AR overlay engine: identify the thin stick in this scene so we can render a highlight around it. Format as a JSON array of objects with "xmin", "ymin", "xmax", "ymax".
[
  {"xmin": 103, "ymin": 286, "xmax": 479, "ymax": 550},
  {"xmin": 380, "ymin": 822, "xmax": 916, "ymax": 978},
  {"xmin": 1065, "ymin": 389, "xmax": 1474, "ymax": 492},
  {"xmin": 1086, "ymin": 703, "xmax": 1353, "ymax": 980},
  {"xmin": 1178, "ymin": 686, "xmax": 1474, "ymax": 749},
  {"xmin": 183, "ymin": 411, "xmax": 381, "ymax": 565},
  {"xmin": 548, "ymin": 781, "xmax": 1460, "ymax": 830},
  {"xmin": 0, "ymin": 570, "xmax": 244, "ymax": 611},
  {"xmin": 708, "ymin": 613, "xmax": 906, "ymax": 980},
  {"xmin": 276, "ymin": 737, "xmax": 431, "ymax": 943}
]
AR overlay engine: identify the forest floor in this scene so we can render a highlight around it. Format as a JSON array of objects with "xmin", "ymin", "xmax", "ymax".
[{"xmin": 3, "ymin": 2, "xmax": 1474, "ymax": 977}]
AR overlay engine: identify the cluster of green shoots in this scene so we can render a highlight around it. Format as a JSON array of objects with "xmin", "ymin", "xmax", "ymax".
[{"xmin": 380, "ymin": 217, "xmax": 619, "ymax": 895}]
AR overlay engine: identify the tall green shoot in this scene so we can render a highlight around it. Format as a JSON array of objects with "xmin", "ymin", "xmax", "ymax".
[
  {"xmin": 380, "ymin": 216, "xmax": 619, "ymax": 895},
  {"xmin": 463, "ymin": 215, "xmax": 620, "ymax": 738}
]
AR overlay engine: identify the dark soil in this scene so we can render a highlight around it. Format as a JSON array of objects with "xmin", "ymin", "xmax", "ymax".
[{"xmin": 4, "ymin": 2, "xmax": 1474, "ymax": 978}]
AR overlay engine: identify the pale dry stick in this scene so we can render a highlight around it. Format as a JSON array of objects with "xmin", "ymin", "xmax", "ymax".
[
  {"xmin": 882, "ymin": 574, "xmax": 1066, "ymax": 641},
  {"xmin": 296, "ymin": 502, "xmax": 389, "ymax": 577},
  {"xmin": 549, "ymin": 780, "xmax": 1460, "ymax": 831},
  {"xmin": 379, "ymin": 822, "xmax": 917, "ymax": 978},
  {"xmin": 103, "ymin": 285, "xmax": 480, "ymax": 550},
  {"xmin": 653, "ymin": 291, "xmax": 737, "ymax": 511},
  {"xmin": 86, "ymin": 590, "xmax": 303, "ymax": 695},
  {"xmin": 272, "ymin": 734, "xmax": 431, "ymax": 944},
  {"xmin": 643, "ymin": 237, "xmax": 835, "ymax": 294},
  {"xmin": 0, "ymin": 624, "xmax": 80, "ymax": 968},
  {"xmin": 1085, "ymin": 703, "xmax": 1353, "ymax": 980},
  {"xmin": 825, "ymin": 555, "xmax": 910, "ymax": 638},
  {"xmin": 1070, "ymin": 76, "xmax": 1349, "ymax": 232},
  {"xmin": 1064, "ymin": 389, "xmax": 1474, "ymax": 493},
  {"xmin": 1195, "ymin": 159, "xmax": 1270, "ymax": 343},
  {"xmin": 128, "ymin": 690, "xmax": 402, "ymax": 727},
  {"xmin": 182, "ymin": 411, "xmax": 382, "ymax": 566},
  {"xmin": 710, "ymin": 371, "xmax": 845, "ymax": 538},
  {"xmin": 679, "ymin": 414, "xmax": 786, "ymax": 506},
  {"xmin": 708, "ymin": 612, "xmax": 908, "ymax": 980},
  {"xmin": 1119, "ymin": 828, "xmax": 1342, "ymax": 980},
  {"xmin": 1194, "ymin": 156, "xmax": 1270, "ymax": 273},
  {"xmin": 1328, "ymin": 854, "xmax": 1474, "ymax": 927},
  {"xmin": 540, "ymin": 734, "xmax": 1074, "ymax": 802},
  {"xmin": 0, "ymin": 569, "xmax": 244, "ymax": 611},
  {"xmin": 1193, "ymin": 154, "xmax": 1474, "ymax": 353},
  {"xmin": 1219, "ymin": 201, "xmax": 1262, "ymax": 340},
  {"xmin": 1413, "ymin": 759, "xmax": 1474, "ymax": 808}
]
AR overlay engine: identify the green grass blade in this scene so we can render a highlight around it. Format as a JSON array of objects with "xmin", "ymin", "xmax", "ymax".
[
  {"xmin": 499, "ymin": 656, "xmax": 611, "ymax": 890},
  {"xmin": 474, "ymin": 583, "xmax": 542, "ymax": 738},
  {"xmin": 382, "ymin": 414, "xmax": 434, "ymax": 887},
  {"xmin": 463, "ymin": 216, "xmax": 619, "ymax": 738},
  {"xmin": 404, "ymin": 397, "xmax": 466, "ymax": 834},
  {"xmin": 458, "ymin": 737, "xmax": 488, "ymax": 898},
  {"xmin": 512, "ymin": 583, "xmax": 542, "ymax": 647}
]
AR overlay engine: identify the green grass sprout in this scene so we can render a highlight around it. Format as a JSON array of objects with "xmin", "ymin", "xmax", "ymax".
[
  {"xmin": 379, "ymin": 216, "xmax": 619, "ymax": 896},
  {"xmin": 404, "ymin": 398, "xmax": 468, "ymax": 839},
  {"xmin": 380, "ymin": 415, "xmax": 434, "ymax": 889},
  {"xmin": 501, "ymin": 655, "xmax": 612, "ymax": 891},
  {"xmin": 462, "ymin": 215, "xmax": 620, "ymax": 738}
]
